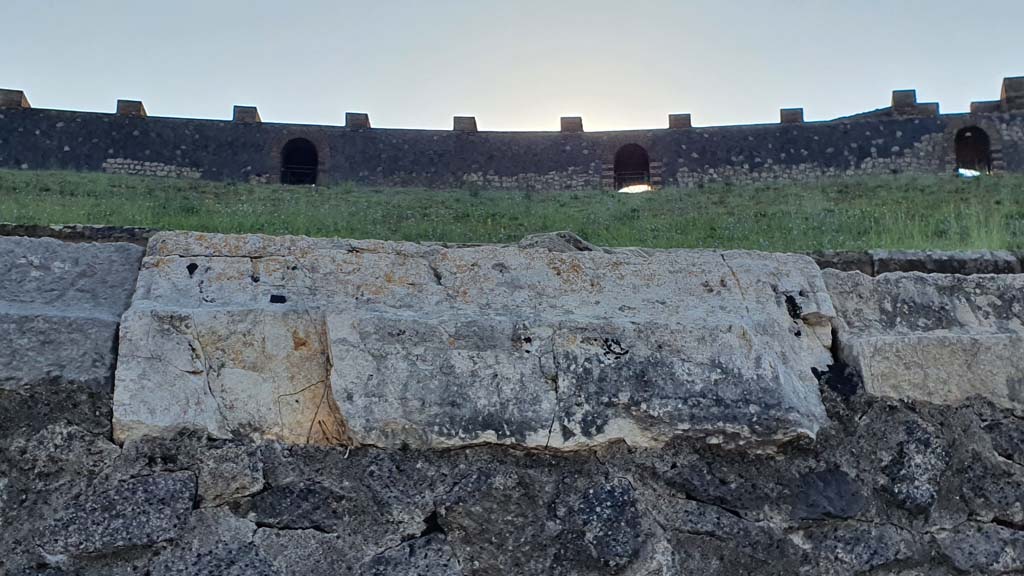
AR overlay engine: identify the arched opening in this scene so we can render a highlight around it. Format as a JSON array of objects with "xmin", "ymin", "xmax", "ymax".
[
  {"xmin": 613, "ymin": 144, "xmax": 651, "ymax": 190},
  {"xmin": 280, "ymin": 138, "xmax": 319, "ymax": 185},
  {"xmin": 955, "ymin": 127, "xmax": 992, "ymax": 173}
]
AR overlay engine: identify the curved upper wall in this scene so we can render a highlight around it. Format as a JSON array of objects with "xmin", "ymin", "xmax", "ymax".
[{"xmin": 1, "ymin": 78, "xmax": 1023, "ymax": 189}]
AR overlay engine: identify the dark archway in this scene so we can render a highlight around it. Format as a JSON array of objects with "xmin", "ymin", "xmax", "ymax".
[
  {"xmin": 614, "ymin": 144, "xmax": 651, "ymax": 189},
  {"xmin": 955, "ymin": 126, "xmax": 992, "ymax": 173},
  {"xmin": 280, "ymin": 138, "xmax": 319, "ymax": 185}
]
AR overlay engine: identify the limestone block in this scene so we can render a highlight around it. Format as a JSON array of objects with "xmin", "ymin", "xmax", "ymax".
[
  {"xmin": 825, "ymin": 269, "xmax": 1024, "ymax": 409},
  {"xmin": 0, "ymin": 236, "xmax": 144, "ymax": 392},
  {"xmin": 113, "ymin": 232, "xmax": 836, "ymax": 449}
]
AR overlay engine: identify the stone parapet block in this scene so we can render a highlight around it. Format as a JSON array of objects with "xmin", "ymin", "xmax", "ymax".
[
  {"xmin": 0, "ymin": 88, "xmax": 30, "ymax": 109},
  {"xmin": 116, "ymin": 100, "xmax": 147, "ymax": 117}
]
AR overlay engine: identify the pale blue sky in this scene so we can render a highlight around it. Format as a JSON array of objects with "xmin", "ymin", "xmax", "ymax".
[{"xmin": 3, "ymin": 0, "xmax": 1022, "ymax": 131}]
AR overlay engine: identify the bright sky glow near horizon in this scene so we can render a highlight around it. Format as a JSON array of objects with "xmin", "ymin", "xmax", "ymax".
[{"xmin": 4, "ymin": 0, "xmax": 1023, "ymax": 132}]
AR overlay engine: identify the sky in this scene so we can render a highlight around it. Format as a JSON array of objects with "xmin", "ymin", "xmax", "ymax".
[{"xmin": 3, "ymin": 0, "xmax": 1023, "ymax": 132}]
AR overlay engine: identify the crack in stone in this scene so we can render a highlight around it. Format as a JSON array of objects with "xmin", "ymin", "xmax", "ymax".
[
  {"xmin": 312, "ymin": 314, "xmax": 352, "ymax": 446},
  {"xmin": 544, "ymin": 333, "xmax": 564, "ymax": 449},
  {"xmin": 189, "ymin": 313, "xmax": 231, "ymax": 429},
  {"xmin": 252, "ymin": 520, "xmax": 336, "ymax": 536},
  {"xmin": 720, "ymin": 253, "xmax": 751, "ymax": 316}
]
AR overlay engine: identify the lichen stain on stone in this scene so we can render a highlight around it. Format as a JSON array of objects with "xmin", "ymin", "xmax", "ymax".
[{"xmin": 547, "ymin": 255, "xmax": 588, "ymax": 286}]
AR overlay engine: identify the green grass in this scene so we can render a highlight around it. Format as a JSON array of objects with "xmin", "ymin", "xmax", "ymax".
[{"xmin": 2, "ymin": 169, "xmax": 1023, "ymax": 251}]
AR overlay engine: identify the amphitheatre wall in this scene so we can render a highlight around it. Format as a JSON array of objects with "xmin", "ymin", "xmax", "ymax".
[{"xmin": 1, "ymin": 77, "xmax": 1023, "ymax": 189}]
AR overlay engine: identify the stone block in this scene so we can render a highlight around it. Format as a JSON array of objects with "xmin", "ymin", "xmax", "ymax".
[
  {"xmin": 560, "ymin": 116, "xmax": 584, "ymax": 133},
  {"xmin": 809, "ymin": 251, "xmax": 873, "ymax": 275},
  {"xmin": 870, "ymin": 250, "xmax": 1021, "ymax": 275},
  {"xmin": 937, "ymin": 523, "xmax": 1024, "ymax": 574},
  {"xmin": 346, "ymin": 112, "xmax": 371, "ymax": 129},
  {"xmin": 232, "ymin": 105, "xmax": 261, "ymax": 123},
  {"xmin": 891, "ymin": 90, "xmax": 917, "ymax": 114},
  {"xmin": 453, "ymin": 116, "xmax": 478, "ymax": 132},
  {"xmin": 780, "ymin": 108, "xmax": 804, "ymax": 124},
  {"xmin": 117, "ymin": 99, "xmax": 147, "ymax": 117},
  {"xmin": 824, "ymin": 269, "xmax": 1024, "ymax": 409},
  {"xmin": 0, "ymin": 236, "xmax": 144, "ymax": 393},
  {"xmin": 113, "ymin": 232, "xmax": 836, "ymax": 450},
  {"xmin": 1003, "ymin": 76, "xmax": 1024, "ymax": 112},
  {"xmin": 40, "ymin": 472, "xmax": 194, "ymax": 556},
  {"xmin": 669, "ymin": 113, "xmax": 692, "ymax": 129},
  {"xmin": 0, "ymin": 88, "xmax": 30, "ymax": 109}
]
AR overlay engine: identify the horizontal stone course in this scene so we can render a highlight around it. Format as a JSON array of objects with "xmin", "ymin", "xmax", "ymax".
[{"xmin": 113, "ymin": 231, "xmax": 836, "ymax": 449}]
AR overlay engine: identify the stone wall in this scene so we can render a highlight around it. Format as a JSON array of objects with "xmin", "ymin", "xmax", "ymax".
[
  {"xmin": 2, "ymin": 103, "xmax": 1022, "ymax": 189},
  {"xmin": 101, "ymin": 157, "xmax": 202, "ymax": 179},
  {"xmin": 812, "ymin": 249, "xmax": 1024, "ymax": 275},
  {"xmin": 4, "ymin": 231, "xmax": 1024, "ymax": 575}
]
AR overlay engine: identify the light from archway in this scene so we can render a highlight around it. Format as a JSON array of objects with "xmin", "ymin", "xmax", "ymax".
[{"xmin": 618, "ymin": 184, "xmax": 653, "ymax": 194}]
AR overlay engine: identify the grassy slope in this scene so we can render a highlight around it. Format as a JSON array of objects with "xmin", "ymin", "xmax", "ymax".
[{"xmin": 1, "ymin": 169, "xmax": 1022, "ymax": 251}]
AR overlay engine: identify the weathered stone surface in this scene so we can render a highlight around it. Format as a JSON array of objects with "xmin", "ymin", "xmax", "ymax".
[
  {"xmin": 792, "ymin": 522, "xmax": 921, "ymax": 575},
  {"xmin": 39, "ymin": 471, "xmax": 195, "ymax": 556},
  {"xmin": 936, "ymin": 523, "xmax": 1024, "ymax": 574},
  {"xmin": 517, "ymin": 230, "xmax": 601, "ymax": 253},
  {"xmin": 114, "ymin": 232, "xmax": 835, "ymax": 449},
  {"xmin": 150, "ymin": 508, "xmax": 277, "ymax": 575},
  {"xmin": 357, "ymin": 533, "xmax": 463, "ymax": 576},
  {"xmin": 0, "ymin": 236, "xmax": 143, "ymax": 392},
  {"xmin": 825, "ymin": 269, "xmax": 1024, "ymax": 409}
]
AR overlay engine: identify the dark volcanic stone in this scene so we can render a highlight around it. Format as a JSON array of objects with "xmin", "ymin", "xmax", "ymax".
[
  {"xmin": 788, "ymin": 468, "xmax": 865, "ymax": 520},
  {"xmin": 40, "ymin": 472, "xmax": 195, "ymax": 556},
  {"xmin": 4, "ymin": 360, "xmax": 1024, "ymax": 574}
]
